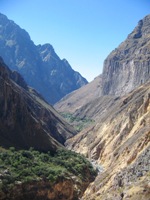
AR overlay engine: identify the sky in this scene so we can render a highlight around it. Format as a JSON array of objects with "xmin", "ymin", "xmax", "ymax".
[{"xmin": 0, "ymin": 0, "xmax": 150, "ymax": 81}]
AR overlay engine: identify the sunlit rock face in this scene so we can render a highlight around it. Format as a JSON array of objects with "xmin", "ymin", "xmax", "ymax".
[
  {"xmin": 101, "ymin": 15, "xmax": 150, "ymax": 97},
  {"xmin": 0, "ymin": 13, "xmax": 87, "ymax": 104}
]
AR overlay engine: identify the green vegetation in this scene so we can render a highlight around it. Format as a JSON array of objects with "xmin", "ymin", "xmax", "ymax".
[
  {"xmin": 61, "ymin": 112, "xmax": 94, "ymax": 132},
  {"xmin": 0, "ymin": 147, "xmax": 97, "ymax": 191}
]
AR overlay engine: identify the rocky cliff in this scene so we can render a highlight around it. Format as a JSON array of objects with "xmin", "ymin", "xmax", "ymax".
[
  {"xmin": 0, "ymin": 13, "xmax": 87, "ymax": 104},
  {"xmin": 0, "ymin": 57, "xmax": 76, "ymax": 152},
  {"xmin": 101, "ymin": 15, "xmax": 150, "ymax": 96},
  {"xmin": 55, "ymin": 15, "xmax": 150, "ymax": 114}
]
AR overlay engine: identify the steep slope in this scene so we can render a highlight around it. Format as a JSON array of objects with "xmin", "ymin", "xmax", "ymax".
[
  {"xmin": 37, "ymin": 44, "xmax": 87, "ymax": 104},
  {"xmin": 55, "ymin": 75, "xmax": 102, "ymax": 114},
  {"xmin": 0, "ymin": 57, "xmax": 76, "ymax": 152},
  {"xmin": 66, "ymin": 81, "xmax": 150, "ymax": 199},
  {"xmin": 0, "ymin": 13, "xmax": 87, "ymax": 104},
  {"xmin": 101, "ymin": 14, "xmax": 150, "ymax": 96}
]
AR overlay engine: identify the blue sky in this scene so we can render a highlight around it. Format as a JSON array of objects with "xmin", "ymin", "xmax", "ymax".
[{"xmin": 1, "ymin": 0, "xmax": 150, "ymax": 81}]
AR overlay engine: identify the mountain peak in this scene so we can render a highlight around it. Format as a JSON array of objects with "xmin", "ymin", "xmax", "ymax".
[
  {"xmin": 0, "ymin": 13, "xmax": 87, "ymax": 104},
  {"xmin": 128, "ymin": 15, "xmax": 150, "ymax": 40},
  {"xmin": 101, "ymin": 15, "xmax": 150, "ymax": 96}
]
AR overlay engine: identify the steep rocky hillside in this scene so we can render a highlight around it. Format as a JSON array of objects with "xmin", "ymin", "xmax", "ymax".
[
  {"xmin": 66, "ymin": 81, "xmax": 150, "ymax": 199},
  {"xmin": 101, "ymin": 14, "xmax": 150, "ymax": 96},
  {"xmin": 0, "ymin": 13, "xmax": 87, "ymax": 104},
  {"xmin": 55, "ymin": 75, "xmax": 102, "ymax": 114},
  {"xmin": 0, "ymin": 57, "xmax": 76, "ymax": 152}
]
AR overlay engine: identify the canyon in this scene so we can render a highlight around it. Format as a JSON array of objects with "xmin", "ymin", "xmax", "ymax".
[{"xmin": 0, "ymin": 13, "xmax": 150, "ymax": 200}]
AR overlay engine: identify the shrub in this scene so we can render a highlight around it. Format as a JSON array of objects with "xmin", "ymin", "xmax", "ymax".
[{"xmin": 0, "ymin": 147, "xmax": 97, "ymax": 191}]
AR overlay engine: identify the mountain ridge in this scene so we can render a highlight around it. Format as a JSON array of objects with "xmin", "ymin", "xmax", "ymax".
[
  {"xmin": 0, "ymin": 57, "xmax": 76, "ymax": 152},
  {"xmin": 0, "ymin": 13, "xmax": 87, "ymax": 104}
]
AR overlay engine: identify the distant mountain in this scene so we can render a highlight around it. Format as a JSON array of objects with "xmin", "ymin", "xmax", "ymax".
[
  {"xmin": 54, "ymin": 75, "xmax": 102, "ymax": 114},
  {"xmin": 0, "ymin": 57, "xmax": 76, "ymax": 152},
  {"xmin": 0, "ymin": 13, "xmax": 87, "ymax": 104}
]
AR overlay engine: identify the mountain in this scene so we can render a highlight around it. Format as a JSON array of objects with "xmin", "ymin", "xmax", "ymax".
[
  {"xmin": 0, "ymin": 13, "xmax": 87, "ymax": 105},
  {"xmin": 55, "ymin": 15, "xmax": 150, "ymax": 199},
  {"xmin": 101, "ymin": 15, "xmax": 150, "ymax": 96},
  {"xmin": 55, "ymin": 75, "xmax": 102, "ymax": 114},
  {"xmin": 55, "ymin": 15, "xmax": 150, "ymax": 113},
  {"xmin": 0, "ymin": 57, "xmax": 76, "ymax": 152}
]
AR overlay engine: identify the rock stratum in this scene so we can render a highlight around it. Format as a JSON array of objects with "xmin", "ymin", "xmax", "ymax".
[{"xmin": 0, "ymin": 13, "xmax": 87, "ymax": 105}]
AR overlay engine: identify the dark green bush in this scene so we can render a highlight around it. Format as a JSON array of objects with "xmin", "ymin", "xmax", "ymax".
[{"xmin": 0, "ymin": 147, "xmax": 97, "ymax": 191}]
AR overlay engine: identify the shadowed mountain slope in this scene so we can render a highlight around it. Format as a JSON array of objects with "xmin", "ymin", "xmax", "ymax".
[
  {"xmin": 0, "ymin": 13, "xmax": 87, "ymax": 105},
  {"xmin": 0, "ymin": 57, "xmax": 76, "ymax": 152}
]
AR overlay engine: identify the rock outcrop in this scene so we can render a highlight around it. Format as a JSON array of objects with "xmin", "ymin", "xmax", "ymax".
[
  {"xmin": 0, "ymin": 57, "xmax": 76, "ymax": 152},
  {"xmin": 0, "ymin": 13, "xmax": 87, "ymax": 104},
  {"xmin": 101, "ymin": 15, "xmax": 150, "ymax": 96}
]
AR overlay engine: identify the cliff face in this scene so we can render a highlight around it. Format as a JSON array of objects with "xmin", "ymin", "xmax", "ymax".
[
  {"xmin": 0, "ymin": 57, "xmax": 76, "ymax": 151},
  {"xmin": 101, "ymin": 15, "xmax": 150, "ymax": 96},
  {"xmin": 0, "ymin": 13, "xmax": 87, "ymax": 104}
]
